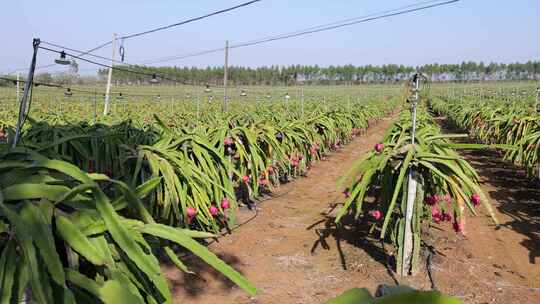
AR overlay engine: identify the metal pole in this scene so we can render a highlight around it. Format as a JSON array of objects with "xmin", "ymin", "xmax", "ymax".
[
  {"xmin": 223, "ymin": 40, "xmax": 229, "ymax": 113},
  {"xmin": 16, "ymin": 73, "xmax": 20, "ymax": 103},
  {"xmin": 93, "ymin": 90, "xmax": 97, "ymax": 123},
  {"xmin": 401, "ymin": 74, "xmax": 420, "ymax": 276},
  {"xmin": 103, "ymin": 33, "xmax": 117, "ymax": 115},
  {"xmin": 13, "ymin": 38, "xmax": 40, "ymax": 148}
]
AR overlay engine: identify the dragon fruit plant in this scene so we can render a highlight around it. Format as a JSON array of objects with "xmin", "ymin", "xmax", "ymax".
[{"xmin": 336, "ymin": 104, "xmax": 498, "ymax": 274}]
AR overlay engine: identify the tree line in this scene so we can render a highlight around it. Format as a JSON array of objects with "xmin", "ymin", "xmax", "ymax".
[
  {"xmin": 2, "ymin": 61, "xmax": 539, "ymax": 87},
  {"xmin": 99, "ymin": 61, "xmax": 540, "ymax": 85}
]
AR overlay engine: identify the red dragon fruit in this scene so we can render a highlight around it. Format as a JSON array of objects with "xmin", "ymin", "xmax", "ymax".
[
  {"xmin": 443, "ymin": 194, "xmax": 452, "ymax": 204},
  {"xmin": 374, "ymin": 143, "xmax": 384, "ymax": 153},
  {"xmin": 221, "ymin": 198, "xmax": 230, "ymax": 209},
  {"xmin": 425, "ymin": 195, "xmax": 438, "ymax": 206},
  {"xmin": 471, "ymin": 193, "xmax": 481, "ymax": 206},
  {"xmin": 370, "ymin": 210, "xmax": 382, "ymax": 220},
  {"xmin": 209, "ymin": 205, "xmax": 219, "ymax": 216},
  {"xmin": 432, "ymin": 208, "xmax": 442, "ymax": 223},
  {"xmin": 441, "ymin": 212, "xmax": 452, "ymax": 222},
  {"xmin": 186, "ymin": 207, "xmax": 197, "ymax": 219}
]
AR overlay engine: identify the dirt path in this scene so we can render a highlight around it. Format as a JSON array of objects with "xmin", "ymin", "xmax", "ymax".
[
  {"xmin": 426, "ymin": 145, "xmax": 540, "ymax": 304},
  {"xmin": 166, "ymin": 116, "xmax": 397, "ymax": 303},
  {"xmin": 165, "ymin": 116, "xmax": 540, "ymax": 304},
  {"xmin": 422, "ymin": 118, "xmax": 540, "ymax": 304}
]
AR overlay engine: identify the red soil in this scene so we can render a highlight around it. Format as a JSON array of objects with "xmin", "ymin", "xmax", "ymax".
[{"xmin": 164, "ymin": 116, "xmax": 540, "ymax": 304}]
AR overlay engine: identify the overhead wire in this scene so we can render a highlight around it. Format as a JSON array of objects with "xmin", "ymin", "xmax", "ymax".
[
  {"xmin": 135, "ymin": 0, "xmax": 459, "ymax": 65},
  {"xmin": 34, "ymin": 0, "xmax": 459, "ymax": 84},
  {"xmin": 38, "ymin": 46, "xmax": 190, "ymax": 84},
  {"xmin": 5, "ymin": 0, "xmax": 458, "ymax": 83},
  {"xmin": 4, "ymin": 0, "xmax": 263, "ymax": 74},
  {"xmin": 0, "ymin": 76, "xmax": 184, "ymax": 97},
  {"xmin": 40, "ymin": 41, "xmax": 127, "ymax": 65},
  {"xmin": 55, "ymin": 0, "xmax": 263, "ymax": 56}
]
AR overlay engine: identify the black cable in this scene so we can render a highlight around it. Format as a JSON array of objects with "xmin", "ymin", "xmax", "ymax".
[
  {"xmin": 63, "ymin": 0, "xmax": 262, "ymax": 56},
  {"xmin": 38, "ymin": 46, "xmax": 188, "ymax": 84},
  {"xmin": 136, "ymin": 0, "xmax": 459, "ymax": 65},
  {"xmin": 426, "ymin": 246, "xmax": 437, "ymax": 290},
  {"xmin": 5, "ymin": 1, "xmax": 262, "ymax": 74},
  {"xmin": 0, "ymin": 76, "xmax": 61, "ymax": 88},
  {"xmin": 41, "ymin": 41, "xmax": 126, "ymax": 65},
  {"xmin": 205, "ymin": 187, "xmax": 295, "ymax": 245},
  {"xmin": 0, "ymin": 76, "xmax": 185, "ymax": 98},
  {"xmin": 380, "ymin": 238, "xmax": 400, "ymax": 285},
  {"xmin": 231, "ymin": 0, "xmax": 459, "ymax": 49},
  {"xmin": 120, "ymin": 0, "xmax": 261, "ymax": 40},
  {"xmin": 233, "ymin": 0, "xmax": 444, "ymax": 47}
]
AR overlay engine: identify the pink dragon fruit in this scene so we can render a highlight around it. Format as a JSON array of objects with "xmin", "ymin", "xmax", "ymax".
[
  {"xmin": 441, "ymin": 212, "xmax": 452, "ymax": 222},
  {"xmin": 471, "ymin": 193, "xmax": 481, "ymax": 206},
  {"xmin": 443, "ymin": 194, "xmax": 452, "ymax": 204},
  {"xmin": 186, "ymin": 207, "xmax": 197, "ymax": 219},
  {"xmin": 370, "ymin": 210, "xmax": 382, "ymax": 220},
  {"xmin": 432, "ymin": 208, "xmax": 442, "ymax": 223},
  {"xmin": 209, "ymin": 205, "xmax": 219, "ymax": 216},
  {"xmin": 374, "ymin": 143, "xmax": 384, "ymax": 153},
  {"xmin": 425, "ymin": 195, "xmax": 437, "ymax": 206},
  {"xmin": 221, "ymin": 198, "xmax": 230, "ymax": 209},
  {"xmin": 224, "ymin": 137, "xmax": 234, "ymax": 145}
]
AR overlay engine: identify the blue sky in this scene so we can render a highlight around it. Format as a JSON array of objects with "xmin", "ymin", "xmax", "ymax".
[{"xmin": 1, "ymin": 0, "xmax": 539, "ymax": 75}]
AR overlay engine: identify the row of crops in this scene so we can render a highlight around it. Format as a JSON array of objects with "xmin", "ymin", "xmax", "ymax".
[
  {"xmin": 0, "ymin": 97, "xmax": 398, "ymax": 303},
  {"xmin": 430, "ymin": 96, "xmax": 540, "ymax": 178},
  {"xmin": 334, "ymin": 100, "xmax": 498, "ymax": 274}
]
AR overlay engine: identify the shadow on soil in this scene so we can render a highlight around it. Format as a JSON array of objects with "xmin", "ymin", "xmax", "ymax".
[
  {"xmin": 460, "ymin": 148, "xmax": 540, "ymax": 264},
  {"xmin": 438, "ymin": 117, "xmax": 540, "ymax": 265},
  {"xmin": 162, "ymin": 249, "xmax": 247, "ymax": 298},
  {"xmin": 306, "ymin": 204, "xmax": 399, "ymax": 285}
]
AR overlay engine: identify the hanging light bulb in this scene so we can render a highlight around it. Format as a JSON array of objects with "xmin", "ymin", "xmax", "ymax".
[
  {"xmin": 55, "ymin": 51, "xmax": 71, "ymax": 65},
  {"xmin": 150, "ymin": 73, "xmax": 159, "ymax": 84}
]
